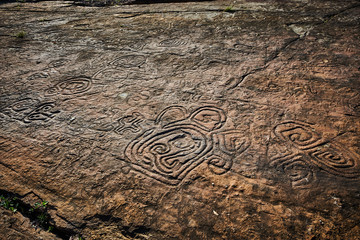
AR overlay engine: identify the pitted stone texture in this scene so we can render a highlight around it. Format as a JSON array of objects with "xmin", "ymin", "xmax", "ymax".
[{"xmin": 0, "ymin": 0, "xmax": 360, "ymax": 239}]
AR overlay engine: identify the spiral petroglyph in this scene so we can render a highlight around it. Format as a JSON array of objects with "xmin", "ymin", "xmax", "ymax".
[
  {"xmin": 308, "ymin": 142, "xmax": 360, "ymax": 178},
  {"xmin": 110, "ymin": 54, "xmax": 146, "ymax": 68},
  {"xmin": 270, "ymin": 153, "xmax": 315, "ymax": 188},
  {"xmin": 207, "ymin": 155, "xmax": 233, "ymax": 175},
  {"xmin": 273, "ymin": 120, "xmax": 360, "ymax": 180},
  {"xmin": 45, "ymin": 77, "xmax": 92, "ymax": 96},
  {"xmin": 124, "ymin": 106, "xmax": 251, "ymax": 185},
  {"xmin": 274, "ymin": 121, "xmax": 322, "ymax": 150}
]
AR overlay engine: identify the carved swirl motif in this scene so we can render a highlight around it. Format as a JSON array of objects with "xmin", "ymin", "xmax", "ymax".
[
  {"xmin": 2, "ymin": 99, "xmax": 60, "ymax": 123},
  {"xmin": 308, "ymin": 143, "xmax": 359, "ymax": 178},
  {"xmin": 270, "ymin": 154, "xmax": 314, "ymax": 188},
  {"xmin": 23, "ymin": 102, "xmax": 60, "ymax": 123},
  {"xmin": 272, "ymin": 121, "xmax": 360, "ymax": 183},
  {"xmin": 45, "ymin": 77, "xmax": 92, "ymax": 96},
  {"xmin": 110, "ymin": 55, "xmax": 146, "ymax": 68},
  {"xmin": 274, "ymin": 121, "xmax": 322, "ymax": 150},
  {"xmin": 157, "ymin": 39, "xmax": 187, "ymax": 48},
  {"xmin": 125, "ymin": 106, "xmax": 251, "ymax": 185}
]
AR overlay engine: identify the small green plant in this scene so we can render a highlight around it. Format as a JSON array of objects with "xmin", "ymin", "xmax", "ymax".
[
  {"xmin": 224, "ymin": 5, "xmax": 235, "ymax": 13},
  {"xmin": 14, "ymin": 31, "xmax": 26, "ymax": 38},
  {"xmin": 37, "ymin": 213, "xmax": 48, "ymax": 224},
  {"xmin": 0, "ymin": 195, "xmax": 19, "ymax": 213},
  {"xmin": 41, "ymin": 201, "xmax": 48, "ymax": 207}
]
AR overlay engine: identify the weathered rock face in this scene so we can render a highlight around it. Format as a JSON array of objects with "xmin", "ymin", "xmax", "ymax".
[{"xmin": 0, "ymin": 0, "xmax": 360, "ymax": 239}]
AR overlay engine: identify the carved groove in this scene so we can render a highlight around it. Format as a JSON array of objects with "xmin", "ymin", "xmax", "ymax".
[
  {"xmin": 124, "ymin": 106, "xmax": 250, "ymax": 185},
  {"xmin": 45, "ymin": 77, "xmax": 92, "ymax": 96},
  {"xmin": 272, "ymin": 121, "xmax": 360, "ymax": 181}
]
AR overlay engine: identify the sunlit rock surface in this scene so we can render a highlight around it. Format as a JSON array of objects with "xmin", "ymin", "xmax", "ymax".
[{"xmin": 0, "ymin": 0, "xmax": 359, "ymax": 239}]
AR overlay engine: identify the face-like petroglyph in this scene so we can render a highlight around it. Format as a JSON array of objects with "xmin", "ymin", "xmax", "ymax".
[
  {"xmin": 271, "ymin": 121, "xmax": 360, "ymax": 183},
  {"xmin": 45, "ymin": 77, "xmax": 92, "ymax": 96},
  {"xmin": 124, "ymin": 106, "xmax": 251, "ymax": 185},
  {"xmin": 1, "ymin": 99, "xmax": 60, "ymax": 123},
  {"xmin": 23, "ymin": 102, "xmax": 60, "ymax": 123}
]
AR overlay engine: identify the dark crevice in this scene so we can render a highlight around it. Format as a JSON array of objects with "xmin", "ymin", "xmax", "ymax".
[
  {"xmin": 226, "ymin": 36, "xmax": 301, "ymax": 90},
  {"xmin": 264, "ymin": 37, "xmax": 300, "ymax": 65},
  {"xmin": 322, "ymin": 3, "xmax": 360, "ymax": 20},
  {"xmin": 0, "ymin": 189, "xmax": 81, "ymax": 240},
  {"xmin": 84, "ymin": 213, "xmax": 152, "ymax": 238}
]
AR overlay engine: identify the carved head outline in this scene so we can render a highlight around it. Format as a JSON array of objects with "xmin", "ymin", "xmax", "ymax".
[{"xmin": 125, "ymin": 106, "xmax": 251, "ymax": 185}]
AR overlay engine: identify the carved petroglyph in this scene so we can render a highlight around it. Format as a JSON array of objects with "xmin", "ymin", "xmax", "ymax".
[
  {"xmin": 271, "ymin": 121, "xmax": 360, "ymax": 182},
  {"xmin": 2, "ymin": 99, "xmax": 60, "ymax": 123},
  {"xmin": 124, "ymin": 106, "xmax": 251, "ymax": 185},
  {"xmin": 207, "ymin": 155, "xmax": 233, "ymax": 175},
  {"xmin": 157, "ymin": 39, "xmax": 187, "ymax": 48},
  {"xmin": 110, "ymin": 55, "xmax": 146, "ymax": 68},
  {"xmin": 308, "ymin": 142, "xmax": 360, "ymax": 178},
  {"xmin": 45, "ymin": 77, "xmax": 92, "ymax": 96},
  {"xmin": 270, "ymin": 153, "xmax": 315, "ymax": 188},
  {"xmin": 126, "ymin": 91, "xmax": 151, "ymax": 106},
  {"xmin": 48, "ymin": 59, "xmax": 70, "ymax": 68},
  {"xmin": 23, "ymin": 102, "xmax": 60, "ymax": 123},
  {"xmin": 91, "ymin": 112, "xmax": 144, "ymax": 136},
  {"xmin": 27, "ymin": 72, "xmax": 49, "ymax": 80},
  {"xmin": 274, "ymin": 121, "xmax": 322, "ymax": 150},
  {"xmin": 113, "ymin": 112, "xmax": 144, "ymax": 135}
]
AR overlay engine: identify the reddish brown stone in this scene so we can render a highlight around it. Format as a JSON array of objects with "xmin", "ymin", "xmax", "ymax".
[{"xmin": 0, "ymin": 0, "xmax": 359, "ymax": 239}]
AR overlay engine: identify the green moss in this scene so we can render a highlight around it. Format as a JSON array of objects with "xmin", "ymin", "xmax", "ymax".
[
  {"xmin": 224, "ymin": 5, "xmax": 235, "ymax": 13},
  {"xmin": 14, "ymin": 31, "xmax": 26, "ymax": 38}
]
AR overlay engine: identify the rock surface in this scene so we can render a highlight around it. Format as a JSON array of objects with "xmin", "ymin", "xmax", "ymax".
[{"xmin": 0, "ymin": 0, "xmax": 360, "ymax": 239}]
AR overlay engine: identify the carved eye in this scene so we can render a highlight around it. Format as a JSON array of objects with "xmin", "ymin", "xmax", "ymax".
[
  {"xmin": 10, "ymin": 99, "xmax": 37, "ymax": 112},
  {"xmin": 37, "ymin": 104, "xmax": 54, "ymax": 112}
]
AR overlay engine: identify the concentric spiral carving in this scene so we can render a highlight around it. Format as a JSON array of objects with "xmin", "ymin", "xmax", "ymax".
[
  {"xmin": 125, "ymin": 126, "xmax": 211, "ymax": 185},
  {"xmin": 124, "ymin": 106, "xmax": 251, "ymax": 185},
  {"xmin": 308, "ymin": 143, "xmax": 360, "ymax": 178},
  {"xmin": 274, "ymin": 121, "xmax": 322, "ymax": 150},
  {"xmin": 272, "ymin": 120, "xmax": 360, "ymax": 182}
]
